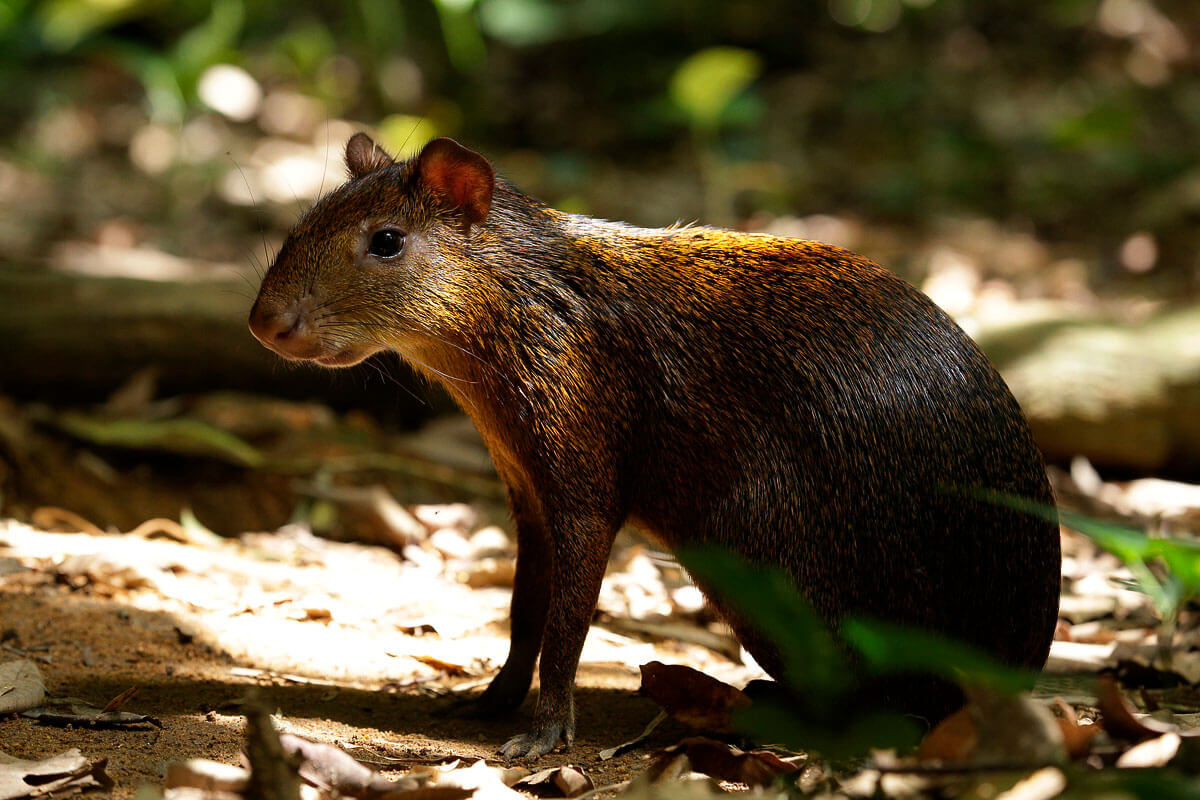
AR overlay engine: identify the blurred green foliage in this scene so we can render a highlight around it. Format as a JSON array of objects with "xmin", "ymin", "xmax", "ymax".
[
  {"xmin": 677, "ymin": 545, "xmax": 1036, "ymax": 761},
  {"xmin": 3, "ymin": 0, "xmax": 1200, "ymax": 269},
  {"xmin": 996, "ymin": 489, "xmax": 1200, "ymax": 647}
]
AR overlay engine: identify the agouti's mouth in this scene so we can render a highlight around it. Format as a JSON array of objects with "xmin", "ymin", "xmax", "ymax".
[{"xmin": 316, "ymin": 347, "xmax": 374, "ymax": 368}]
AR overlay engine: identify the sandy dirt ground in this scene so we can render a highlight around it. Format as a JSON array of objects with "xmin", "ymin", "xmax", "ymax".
[{"xmin": 0, "ymin": 519, "xmax": 757, "ymax": 798}]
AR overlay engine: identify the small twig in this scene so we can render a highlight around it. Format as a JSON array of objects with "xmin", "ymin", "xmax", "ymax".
[
  {"xmin": 242, "ymin": 690, "xmax": 301, "ymax": 800},
  {"xmin": 2, "ymin": 643, "xmax": 52, "ymax": 664},
  {"xmin": 31, "ymin": 507, "xmax": 107, "ymax": 536}
]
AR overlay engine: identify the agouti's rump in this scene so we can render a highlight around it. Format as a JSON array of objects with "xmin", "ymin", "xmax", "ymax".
[{"xmin": 249, "ymin": 135, "xmax": 1060, "ymax": 758}]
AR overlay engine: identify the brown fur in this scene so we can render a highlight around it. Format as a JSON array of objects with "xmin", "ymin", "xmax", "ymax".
[{"xmin": 249, "ymin": 137, "xmax": 1061, "ymax": 758}]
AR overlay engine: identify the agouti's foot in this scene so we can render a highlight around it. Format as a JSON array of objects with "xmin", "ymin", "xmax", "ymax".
[{"xmin": 498, "ymin": 718, "xmax": 573, "ymax": 759}]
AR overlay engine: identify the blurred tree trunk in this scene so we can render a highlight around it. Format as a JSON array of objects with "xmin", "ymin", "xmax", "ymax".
[
  {"xmin": 5, "ymin": 263, "xmax": 1200, "ymax": 473},
  {"xmin": 0, "ymin": 263, "xmax": 439, "ymax": 422}
]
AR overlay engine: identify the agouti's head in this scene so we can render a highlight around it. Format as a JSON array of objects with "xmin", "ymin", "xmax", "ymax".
[{"xmin": 248, "ymin": 134, "xmax": 495, "ymax": 367}]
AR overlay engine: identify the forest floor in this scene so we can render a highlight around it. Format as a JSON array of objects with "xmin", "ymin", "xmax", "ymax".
[
  {"xmin": 0, "ymin": 513, "xmax": 760, "ymax": 798},
  {"xmin": 4, "ymin": 398, "xmax": 1200, "ymax": 799}
]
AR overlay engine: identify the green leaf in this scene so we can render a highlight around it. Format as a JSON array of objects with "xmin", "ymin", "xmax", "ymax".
[
  {"xmin": 378, "ymin": 114, "xmax": 438, "ymax": 160},
  {"xmin": 170, "ymin": 0, "xmax": 245, "ymax": 90},
  {"xmin": 431, "ymin": 0, "xmax": 486, "ymax": 72},
  {"xmin": 972, "ymin": 489, "xmax": 1181, "ymax": 617},
  {"xmin": 735, "ymin": 702, "xmax": 920, "ymax": 763},
  {"xmin": 840, "ymin": 618, "xmax": 1036, "ymax": 695},
  {"xmin": 54, "ymin": 412, "xmax": 264, "ymax": 468},
  {"xmin": 1150, "ymin": 538, "xmax": 1200, "ymax": 596},
  {"xmin": 36, "ymin": 0, "xmax": 149, "ymax": 51},
  {"xmin": 669, "ymin": 47, "xmax": 762, "ymax": 131},
  {"xmin": 675, "ymin": 546, "xmax": 851, "ymax": 707}
]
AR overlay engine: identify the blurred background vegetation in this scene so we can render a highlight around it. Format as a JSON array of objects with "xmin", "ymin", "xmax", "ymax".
[
  {"xmin": 4, "ymin": 0, "xmax": 1200, "ymax": 512},
  {"xmin": 5, "ymin": 0, "xmax": 1199, "ymax": 287}
]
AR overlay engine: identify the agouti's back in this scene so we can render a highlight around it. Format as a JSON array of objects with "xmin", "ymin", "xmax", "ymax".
[
  {"xmin": 249, "ymin": 136, "xmax": 1061, "ymax": 757},
  {"xmin": 530, "ymin": 218, "xmax": 1058, "ymax": 675}
]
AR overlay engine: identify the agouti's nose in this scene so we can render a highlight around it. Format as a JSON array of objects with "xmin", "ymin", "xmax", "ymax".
[{"xmin": 248, "ymin": 302, "xmax": 313, "ymax": 358}]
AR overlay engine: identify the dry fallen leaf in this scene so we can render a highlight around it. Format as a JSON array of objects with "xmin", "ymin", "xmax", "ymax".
[
  {"xmin": 1053, "ymin": 699, "xmax": 1101, "ymax": 760},
  {"xmin": 964, "ymin": 688, "xmax": 1065, "ymax": 766},
  {"xmin": 0, "ymin": 660, "xmax": 45, "ymax": 715},
  {"xmin": 651, "ymin": 737, "xmax": 795, "ymax": 788},
  {"xmin": 412, "ymin": 656, "xmax": 472, "ymax": 677},
  {"xmin": 599, "ymin": 711, "xmax": 667, "ymax": 760},
  {"xmin": 1097, "ymin": 674, "xmax": 1178, "ymax": 743},
  {"xmin": 412, "ymin": 504, "xmax": 477, "ymax": 534},
  {"xmin": 639, "ymin": 661, "xmax": 750, "ymax": 734},
  {"xmin": 462, "ymin": 558, "xmax": 515, "ymax": 589},
  {"xmin": 22, "ymin": 700, "xmax": 163, "ymax": 729},
  {"xmin": 164, "ymin": 759, "xmax": 250, "ymax": 793},
  {"xmin": 101, "ymin": 685, "xmax": 139, "ymax": 713},
  {"xmin": 917, "ymin": 689, "xmax": 1064, "ymax": 767},
  {"xmin": 408, "ymin": 760, "xmax": 525, "ymax": 800},
  {"xmin": 279, "ymin": 733, "xmax": 462, "ymax": 799},
  {"xmin": 0, "ymin": 748, "xmax": 112, "ymax": 800},
  {"xmin": 917, "ymin": 707, "xmax": 977, "ymax": 763},
  {"xmin": 514, "ymin": 765, "xmax": 594, "ymax": 797}
]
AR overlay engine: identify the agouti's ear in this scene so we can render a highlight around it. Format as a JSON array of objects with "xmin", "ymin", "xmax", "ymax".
[
  {"xmin": 345, "ymin": 133, "xmax": 395, "ymax": 179},
  {"xmin": 416, "ymin": 138, "xmax": 494, "ymax": 235}
]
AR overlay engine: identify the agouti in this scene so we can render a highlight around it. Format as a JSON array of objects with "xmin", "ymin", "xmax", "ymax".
[{"xmin": 249, "ymin": 135, "xmax": 1061, "ymax": 758}]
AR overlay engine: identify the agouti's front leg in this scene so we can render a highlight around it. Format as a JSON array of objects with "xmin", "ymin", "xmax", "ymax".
[
  {"xmin": 498, "ymin": 515, "xmax": 617, "ymax": 758},
  {"xmin": 471, "ymin": 491, "xmax": 551, "ymax": 714}
]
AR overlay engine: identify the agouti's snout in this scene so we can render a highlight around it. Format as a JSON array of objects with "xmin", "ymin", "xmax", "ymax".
[
  {"xmin": 247, "ymin": 298, "xmax": 307, "ymax": 357},
  {"xmin": 249, "ymin": 294, "xmax": 377, "ymax": 367}
]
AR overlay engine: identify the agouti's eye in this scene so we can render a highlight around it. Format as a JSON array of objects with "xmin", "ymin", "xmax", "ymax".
[{"xmin": 368, "ymin": 229, "xmax": 404, "ymax": 259}]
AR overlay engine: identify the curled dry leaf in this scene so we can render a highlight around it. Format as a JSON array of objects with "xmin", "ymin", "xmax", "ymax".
[
  {"xmin": 651, "ymin": 737, "xmax": 795, "ymax": 789},
  {"xmin": 408, "ymin": 760, "xmax": 524, "ymax": 799},
  {"xmin": 0, "ymin": 748, "xmax": 112, "ymax": 800},
  {"xmin": 640, "ymin": 751, "xmax": 697, "ymax": 786},
  {"xmin": 1053, "ymin": 699, "xmax": 1100, "ymax": 760},
  {"xmin": 1097, "ymin": 674, "xmax": 1179, "ymax": 743},
  {"xmin": 0, "ymin": 660, "xmax": 45, "ymax": 714},
  {"xmin": 277, "ymin": 737, "xmax": 488, "ymax": 799},
  {"xmin": 280, "ymin": 734, "xmax": 418, "ymax": 797},
  {"xmin": 917, "ymin": 690, "xmax": 1065, "ymax": 767},
  {"xmin": 638, "ymin": 661, "xmax": 750, "ymax": 734},
  {"xmin": 30, "ymin": 506, "xmax": 106, "ymax": 536},
  {"xmin": 101, "ymin": 686, "xmax": 139, "ymax": 713},
  {"xmin": 599, "ymin": 711, "xmax": 667, "ymax": 760},
  {"xmin": 514, "ymin": 765, "xmax": 594, "ymax": 798},
  {"xmin": 917, "ymin": 707, "xmax": 977, "ymax": 763},
  {"xmin": 962, "ymin": 687, "xmax": 1065, "ymax": 766}
]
